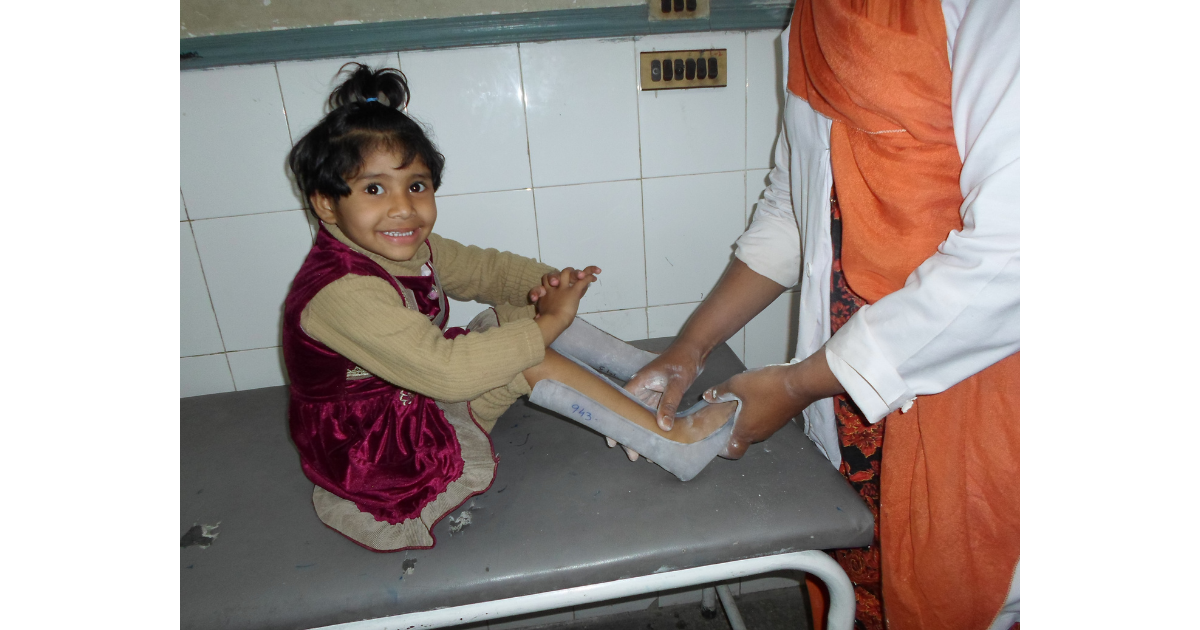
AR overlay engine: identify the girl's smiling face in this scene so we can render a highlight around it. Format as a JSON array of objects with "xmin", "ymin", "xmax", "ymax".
[{"xmin": 312, "ymin": 149, "xmax": 437, "ymax": 262}]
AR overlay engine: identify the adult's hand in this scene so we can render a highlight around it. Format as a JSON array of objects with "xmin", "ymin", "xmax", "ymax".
[
  {"xmin": 624, "ymin": 260, "xmax": 788, "ymax": 431},
  {"xmin": 613, "ymin": 259, "xmax": 788, "ymax": 459},
  {"xmin": 602, "ymin": 343, "xmax": 705, "ymax": 461},
  {"xmin": 703, "ymin": 347, "xmax": 845, "ymax": 459},
  {"xmin": 624, "ymin": 341, "xmax": 706, "ymax": 431}
]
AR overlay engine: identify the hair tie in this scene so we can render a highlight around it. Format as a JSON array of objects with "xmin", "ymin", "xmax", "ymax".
[{"xmin": 364, "ymin": 97, "xmax": 378, "ymax": 103}]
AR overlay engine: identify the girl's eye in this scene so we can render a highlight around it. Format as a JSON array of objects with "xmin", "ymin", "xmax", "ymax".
[
  {"xmin": 365, "ymin": 183, "xmax": 385, "ymax": 195},
  {"xmin": 410, "ymin": 182, "xmax": 428, "ymax": 193}
]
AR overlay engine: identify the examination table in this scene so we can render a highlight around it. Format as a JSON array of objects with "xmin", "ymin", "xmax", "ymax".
[{"xmin": 181, "ymin": 338, "xmax": 874, "ymax": 630}]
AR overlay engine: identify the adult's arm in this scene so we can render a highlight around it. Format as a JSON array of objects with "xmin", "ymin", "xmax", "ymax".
[
  {"xmin": 824, "ymin": 0, "xmax": 1020, "ymax": 423},
  {"xmin": 634, "ymin": 260, "xmax": 787, "ymax": 429},
  {"xmin": 625, "ymin": 127, "xmax": 795, "ymax": 429}
]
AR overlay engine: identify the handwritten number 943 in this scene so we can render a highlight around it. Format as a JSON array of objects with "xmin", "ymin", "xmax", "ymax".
[{"xmin": 570, "ymin": 404, "xmax": 593, "ymax": 422}]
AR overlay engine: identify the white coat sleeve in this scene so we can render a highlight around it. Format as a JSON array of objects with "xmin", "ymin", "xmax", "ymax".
[
  {"xmin": 824, "ymin": 0, "xmax": 1020, "ymax": 423},
  {"xmin": 734, "ymin": 114, "xmax": 801, "ymax": 290}
]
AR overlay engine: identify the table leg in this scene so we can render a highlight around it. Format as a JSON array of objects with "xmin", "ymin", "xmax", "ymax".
[
  {"xmin": 715, "ymin": 584, "xmax": 747, "ymax": 630},
  {"xmin": 700, "ymin": 586, "xmax": 718, "ymax": 618}
]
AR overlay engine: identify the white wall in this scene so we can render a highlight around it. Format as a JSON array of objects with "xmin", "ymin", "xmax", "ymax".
[{"xmin": 180, "ymin": 30, "xmax": 799, "ymax": 397}]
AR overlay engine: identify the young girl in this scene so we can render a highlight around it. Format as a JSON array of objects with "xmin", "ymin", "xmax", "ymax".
[{"xmin": 283, "ymin": 64, "xmax": 737, "ymax": 551}]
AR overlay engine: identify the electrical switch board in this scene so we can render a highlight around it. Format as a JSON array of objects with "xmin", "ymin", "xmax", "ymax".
[
  {"xmin": 649, "ymin": 0, "xmax": 709, "ymax": 20},
  {"xmin": 640, "ymin": 49, "xmax": 727, "ymax": 91}
]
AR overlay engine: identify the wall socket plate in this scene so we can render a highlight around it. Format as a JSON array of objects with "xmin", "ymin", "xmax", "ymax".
[
  {"xmin": 648, "ymin": 0, "xmax": 710, "ymax": 20},
  {"xmin": 639, "ymin": 49, "xmax": 727, "ymax": 91}
]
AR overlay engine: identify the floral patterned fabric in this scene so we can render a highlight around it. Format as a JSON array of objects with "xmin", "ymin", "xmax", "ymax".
[{"xmin": 828, "ymin": 189, "xmax": 885, "ymax": 630}]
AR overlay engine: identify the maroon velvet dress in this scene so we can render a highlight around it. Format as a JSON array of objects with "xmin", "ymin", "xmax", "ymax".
[{"xmin": 282, "ymin": 227, "xmax": 497, "ymax": 551}]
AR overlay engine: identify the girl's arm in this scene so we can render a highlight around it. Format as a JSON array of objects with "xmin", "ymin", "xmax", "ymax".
[
  {"xmin": 301, "ymin": 274, "xmax": 546, "ymax": 402},
  {"xmin": 428, "ymin": 233, "xmax": 555, "ymax": 307}
]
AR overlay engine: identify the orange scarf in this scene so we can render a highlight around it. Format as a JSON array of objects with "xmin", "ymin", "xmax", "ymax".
[{"xmin": 788, "ymin": 2, "xmax": 1019, "ymax": 629}]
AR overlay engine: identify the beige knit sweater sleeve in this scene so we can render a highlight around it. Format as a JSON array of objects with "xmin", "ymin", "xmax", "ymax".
[
  {"xmin": 428, "ymin": 233, "xmax": 556, "ymax": 306},
  {"xmin": 301, "ymin": 275, "xmax": 545, "ymax": 403}
]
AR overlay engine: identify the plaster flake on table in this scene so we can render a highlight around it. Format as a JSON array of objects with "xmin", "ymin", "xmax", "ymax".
[
  {"xmin": 448, "ymin": 510, "xmax": 473, "ymax": 534},
  {"xmin": 181, "ymin": 522, "xmax": 221, "ymax": 548},
  {"xmin": 448, "ymin": 500, "xmax": 482, "ymax": 535}
]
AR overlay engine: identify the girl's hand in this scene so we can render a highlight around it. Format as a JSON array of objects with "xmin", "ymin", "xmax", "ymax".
[
  {"xmin": 529, "ymin": 266, "xmax": 602, "ymax": 303},
  {"xmin": 533, "ymin": 268, "xmax": 596, "ymax": 344}
]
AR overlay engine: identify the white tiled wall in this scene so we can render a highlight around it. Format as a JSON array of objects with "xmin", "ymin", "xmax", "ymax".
[
  {"xmin": 535, "ymin": 180, "xmax": 646, "ymax": 314},
  {"xmin": 401, "ymin": 46, "xmax": 534, "ymax": 196},
  {"xmin": 276, "ymin": 53, "xmax": 402, "ymax": 141},
  {"xmin": 636, "ymin": 32, "xmax": 748, "ymax": 178},
  {"xmin": 180, "ymin": 30, "xmax": 793, "ymax": 397}
]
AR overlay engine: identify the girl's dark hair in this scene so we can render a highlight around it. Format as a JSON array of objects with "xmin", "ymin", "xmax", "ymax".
[{"xmin": 288, "ymin": 63, "xmax": 445, "ymax": 212}]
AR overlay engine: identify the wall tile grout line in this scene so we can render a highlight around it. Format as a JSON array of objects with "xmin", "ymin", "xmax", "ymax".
[
  {"xmin": 645, "ymin": 299, "xmax": 709, "ymax": 310},
  {"xmin": 189, "ymin": 207, "xmax": 309, "ymax": 222},
  {"xmin": 516, "ymin": 177, "xmax": 641, "ymax": 192},
  {"xmin": 580, "ymin": 305, "xmax": 654, "ymax": 314},
  {"xmin": 182, "ymin": 352, "xmax": 229, "ymax": 359},
  {"xmin": 514, "ymin": 43, "xmax": 544, "ymax": 264},
  {"xmin": 185, "ymin": 220, "xmax": 236, "ymax": 389},
  {"xmin": 743, "ymin": 31, "xmax": 749, "ymax": 174},
  {"xmin": 420, "ymin": 169, "xmax": 759, "ymax": 203},
  {"xmin": 631, "ymin": 37, "xmax": 651, "ymax": 337},
  {"xmin": 639, "ymin": 168, "xmax": 754, "ymax": 181},
  {"xmin": 209, "ymin": 354, "xmax": 238, "ymax": 395},
  {"xmin": 275, "ymin": 62, "xmax": 295, "ymax": 147},
  {"xmin": 741, "ymin": 170, "xmax": 749, "ymax": 358},
  {"xmin": 183, "ymin": 345, "xmax": 284, "ymax": 359}
]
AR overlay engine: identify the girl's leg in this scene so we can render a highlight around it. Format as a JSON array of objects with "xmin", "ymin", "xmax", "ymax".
[
  {"xmin": 524, "ymin": 348, "xmax": 735, "ymax": 445},
  {"xmin": 549, "ymin": 317, "xmax": 658, "ymax": 381}
]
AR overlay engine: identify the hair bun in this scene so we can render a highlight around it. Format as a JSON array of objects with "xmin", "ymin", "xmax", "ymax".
[{"xmin": 327, "ymin": 63, "xmax": 410, "ymax": 111}]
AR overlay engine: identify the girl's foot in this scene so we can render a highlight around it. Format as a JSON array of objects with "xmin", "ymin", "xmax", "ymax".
[{"xmin": 663, "ymin": 400, "xmax": 737, "ymax": 444}]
